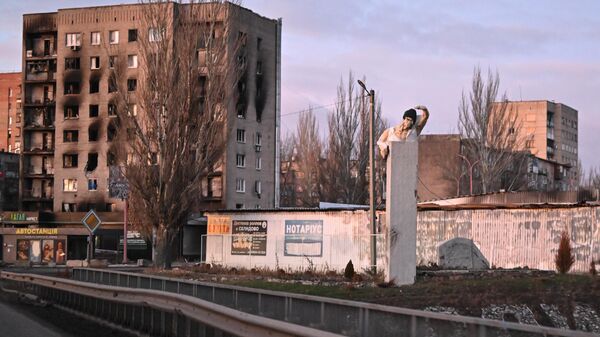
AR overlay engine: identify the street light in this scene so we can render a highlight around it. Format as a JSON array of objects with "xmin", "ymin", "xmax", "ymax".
[
  {"xmin": 357, "ymin": 79, "xmax": 376, "ymax": 272},
  {"xmin": 458, "ymin": 154, "xmax": 480, "ymax": 195}
]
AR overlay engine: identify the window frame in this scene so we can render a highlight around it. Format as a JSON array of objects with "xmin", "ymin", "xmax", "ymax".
[
  {"xmin": 63, "ymin": 178, "xmax": 78, "ymax": 192},
  {"xmin": 109, "ymin": 30, "xmax": 119, "ymax": 44},
  {"xmin": 90, "ymin": 31, "xmax": 101, "ymax": 45}
]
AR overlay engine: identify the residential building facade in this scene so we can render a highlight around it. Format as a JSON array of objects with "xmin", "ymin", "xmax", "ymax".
[
  {"xmin": 500, "ymin": 100, "xmax": 578, "ymax": 189},
  {"xmin": 0, "ymin": 72, "xmax": 22, "ymax": 153},
  {"xmin": 9, "ymin": 3, "xmax": 281, "ymax": 265}
]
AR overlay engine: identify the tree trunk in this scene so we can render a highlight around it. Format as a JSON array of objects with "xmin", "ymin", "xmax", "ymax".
[{"xmin": 152, "ymin": 227, "xmax": 173, "ymax": 269}]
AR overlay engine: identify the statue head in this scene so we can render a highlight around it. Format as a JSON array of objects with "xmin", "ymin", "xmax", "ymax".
[{"xmin": 401, "ymin": 108, "xmax": 417, "ymax": 129}]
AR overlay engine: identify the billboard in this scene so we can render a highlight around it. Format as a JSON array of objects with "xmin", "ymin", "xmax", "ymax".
[
  {"xmin": 231, "ymin": 220, "xmax": 267, "ymax": 255},
  {"xmin": 284, "ymin": 220, "xmax": 323, "ymax": 257}
]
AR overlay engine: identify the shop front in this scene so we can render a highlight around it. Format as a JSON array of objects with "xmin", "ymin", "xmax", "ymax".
[{"xmin": 0, "ymin": 227, "xmax": 89, "ymax": 264}]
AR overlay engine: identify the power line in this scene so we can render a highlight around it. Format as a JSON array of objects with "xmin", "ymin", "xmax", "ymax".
[
  {"xmin": 417, "ymin": 176, "xmax": 444, "ymax": 201},
  {"xmin": 280, "ymin": 94, "xmax": 369, "ymax": 118}
]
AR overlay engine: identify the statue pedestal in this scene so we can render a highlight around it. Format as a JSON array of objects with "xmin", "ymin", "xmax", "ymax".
[{"xmin": 385, "ymin": 141, "xmax": 418, "ymax": 285}]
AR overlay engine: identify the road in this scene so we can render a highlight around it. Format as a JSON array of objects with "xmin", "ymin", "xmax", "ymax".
[{"xmin": 0, "ymin": 286, "xmax": 133, "ymax": 337}]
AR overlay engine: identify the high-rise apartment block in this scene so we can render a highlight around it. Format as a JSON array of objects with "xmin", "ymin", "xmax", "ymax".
[
  {"xmin": 502, "ymin": 100, "xmax": 578, "ymax": 188},
  {"xmin": 0, "ymin": 72, "xmax": 22, "ymax": 153},
  {"xmin": 21, "ymin": 3, "xmax": 281, "ymax": 214}
]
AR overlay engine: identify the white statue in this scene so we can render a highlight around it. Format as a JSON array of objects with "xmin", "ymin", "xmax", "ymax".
[{"xmin": 377, "ymin": 105, "xmax": 429, "ymax": 159}]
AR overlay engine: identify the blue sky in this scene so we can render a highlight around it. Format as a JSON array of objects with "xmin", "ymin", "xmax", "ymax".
[{"xmin": 2, "ymin": 1, "xmax": 599, "ymax": 170}]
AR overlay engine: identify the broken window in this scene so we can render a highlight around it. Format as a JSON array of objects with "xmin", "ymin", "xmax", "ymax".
[
  {"xmin": 65, "ymin": 58, "xmax": 80, "ymax": 70},
  {"xmin": 88, "ymin": 124, "xmax": 99, "ymax": 142},
  {"xmin": 128, "ymin": 29, "xmax": 138, "ymax": 42},
  {"xmin": 63, "ymin": 154, "xmax": 78, "ymax": 168},
  {"xmin": 64, "ymin": 106, "xmax": 79, "ymax": 119},
  {"xmin": 64, "ymin": 82, "xmax": 80, "ymax": 95},
  {"xmin": 63, "ymin": 130, "xmax": 79, "ymax": 142},
  {"xmin": 62, "ymin": 203, "xmax": 77, "ymax": 212},
  {"xmin": 86, "ymin": 153, "xmax": 98, "ymax": 172},
  {"xmin": 89, "ymin": 104, "xmax": 99, "ymax": 117},
  {"xmin": 89, "ymin": 79, "xmax": 99, "ymax": 93}
]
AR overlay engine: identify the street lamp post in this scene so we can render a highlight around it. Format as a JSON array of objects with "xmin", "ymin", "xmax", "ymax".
[
  {"xmin": 358, "ymin": 79, "xmax": 376, "ymax": 272},
  {"xmin": 458, "ymin": 154, "xmax": 480, "ymax": 195}
]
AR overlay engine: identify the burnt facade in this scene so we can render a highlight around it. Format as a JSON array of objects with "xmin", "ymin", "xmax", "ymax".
[
  {"xmin": 21, "ymin": 4, "xmax": 281, "ymax": 214},
  {"xmin": 0, "ymin": 72, "xmax": 22, "ymax": 153}
]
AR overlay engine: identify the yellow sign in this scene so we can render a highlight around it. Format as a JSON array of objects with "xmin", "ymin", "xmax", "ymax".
[
  {"xmin": 207, "ymin": 216, "xmax": 231, "ymax": 234},
  {"xmin": 16, "ymin": 228, "xmax": 58, "ymax": 235}
]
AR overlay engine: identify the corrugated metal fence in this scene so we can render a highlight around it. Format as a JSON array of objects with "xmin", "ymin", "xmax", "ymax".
[{"xmin": 417, "ymin": 206, "xmax": 600, "ymax": 272}]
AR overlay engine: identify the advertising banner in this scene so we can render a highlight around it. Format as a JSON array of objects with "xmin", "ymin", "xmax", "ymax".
[
  {"xmin": 208, "ymin": 216, "xmax": 231, "ymax": 234},
  {"xmin": 231, "ymin": 220, "xmax": 267, "ymax": 255},
  {"xmin": 284, "ymin": 220, "xmax": 323, "ymax": 257}
]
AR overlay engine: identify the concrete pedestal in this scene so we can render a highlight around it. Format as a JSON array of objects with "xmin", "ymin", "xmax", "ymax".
[{"xmin": 385, "ymin": 141, "xmax": 418, "ymax": 285}]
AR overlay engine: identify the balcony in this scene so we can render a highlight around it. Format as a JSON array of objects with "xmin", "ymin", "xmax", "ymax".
[
  {"xmin": 24, "ymin": 119, "xmax": 55, "ymax": 131},
  {"xmin": 24, "ymin": 98, "xmax": 55, "ymax": 107},
  {"xmin": 25, "ymin": 49, "xmax": 57, "ymax": 59},
  {"xmin": 23, "ymin": 146, "xmax": 54, "ymax": 155},
  {"xmin": 24, "ymin": 166, "xmax": 54, "ymax": 178},
  {"xmin": 22, "ymin": 189, "xmax": 53, "ymax": 200}
]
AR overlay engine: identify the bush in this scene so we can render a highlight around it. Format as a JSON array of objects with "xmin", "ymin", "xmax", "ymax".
[
  {"xmin": 555, "ymin": 231, "xmax": 575, "ymax": 274},
  {"xmin": 344, "ymin": 260, "xmax": 355, "ymax": 280}
]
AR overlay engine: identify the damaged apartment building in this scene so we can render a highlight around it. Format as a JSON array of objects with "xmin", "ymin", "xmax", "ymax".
[{"xmin": 4, "ymin": 3, "xmax": 281, "ymax": 265}]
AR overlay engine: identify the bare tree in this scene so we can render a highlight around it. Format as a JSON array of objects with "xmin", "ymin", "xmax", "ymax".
[
  {"xmin": 279, "ymin": 132, "xmax": 297, "ymax": 207},
  {"xmin": 458, "ymin": 67, "xmax": 526, "ymax": 194},
  {"xmin": 294, "ymin": 108, "xmax": 322, "ymax": 207},
  {"xmin": 322, "ymin": 71, "xmax": 386, "ymax": 205},
  {"xmin": 109, "ymin": 0, "xmax": 243, "ymax": 268},
  {"xmin": 580, "ymin": 165, "xmax": 600, "ymax": 200}
]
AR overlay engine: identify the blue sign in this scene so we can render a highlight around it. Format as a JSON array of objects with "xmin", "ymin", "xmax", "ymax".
[{"xmin": 284, "ymin": 220, "xmax": 323, "ymax": 257}]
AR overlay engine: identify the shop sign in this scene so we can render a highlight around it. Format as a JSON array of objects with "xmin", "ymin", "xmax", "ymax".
[
  {"xmin": 15, "ymin": 228, "xmax": 58, "ymax": 235},
  {"xmin": 5, "ymin": 213, "xmax": 38, "ymax": 222},
  {"xmin": 231, "ymin": 221, "xmax": 267, "ymax": 256},
  {"xmin": 207, "ymin": 216, "xmax": 230, "ymax": 234},
  {"xmin": 284, "ymin": 220, "xmax": 323, "ymax": 257}
]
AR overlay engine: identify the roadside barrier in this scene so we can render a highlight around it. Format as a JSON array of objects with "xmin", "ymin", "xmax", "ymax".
[
  {"xmin": 72, "ymin": 268, "xmax": 598, "ymax": 337},
  {"xmin": 0, "ymin": 271, "xmax": 342, "ymax": 337}
]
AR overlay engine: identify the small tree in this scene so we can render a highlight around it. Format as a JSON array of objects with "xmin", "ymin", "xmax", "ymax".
[
  {"xmin": 555, "ymin": 231, "xmax": 575, "ymax": 274},
  {"xmin": 344, "ymin": 260, "xmax": 355, "ymax": 280}
]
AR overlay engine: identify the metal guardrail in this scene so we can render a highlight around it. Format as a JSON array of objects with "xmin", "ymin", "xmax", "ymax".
[
  {"xmin": 0, "ymin": 271, "xmax": 341, "ymax": 337},
  {"xmin": 73, "ymin": 268, "xmax": 598, "ymax": 337}
]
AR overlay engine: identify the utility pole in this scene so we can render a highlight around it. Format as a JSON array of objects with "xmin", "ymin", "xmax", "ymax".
[{"xmin": 358, "ymin": 80, "xmax": 377, "ymax": 272}]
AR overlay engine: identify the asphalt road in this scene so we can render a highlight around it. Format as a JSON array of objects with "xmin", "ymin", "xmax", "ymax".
[{"xmin": 0, "ymin": 287, "xmax": 133, "ymax": 337}]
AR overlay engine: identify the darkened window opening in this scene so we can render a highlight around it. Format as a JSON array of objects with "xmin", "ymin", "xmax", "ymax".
[
  {"xmin": 64, "ymin": 82, "xmax": 80, "ymax": 95},
  {"xmin": 89, "ymin": 104, "xmax": 99, "ymax": 117},
  {"xmin": 89, "ymin": 79, "xmax": 99, "ymax": 93},
  {"xmin": 127, "ymin": 78, "xmax": 137, "ymax": 91},
  {"xmin": 128, "ymin": 29, "xmax": 138, "ymax": 42},
  {"xmin": 86, "ymin": 152, "xmax": 98, "ymax": 172},
  {"xmin": 88, "ymin": 125, "xmax": 99, "ymax": 142}
]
